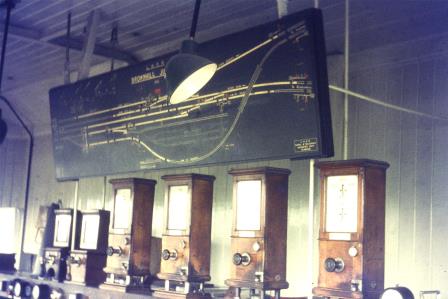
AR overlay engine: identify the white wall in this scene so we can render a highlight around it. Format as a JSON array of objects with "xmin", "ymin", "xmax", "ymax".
[{"xmin": 7, "ymin": 52, "xmax": 448, "ymax": 296}]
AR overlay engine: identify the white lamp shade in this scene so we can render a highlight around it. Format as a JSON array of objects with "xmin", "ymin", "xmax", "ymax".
[{"xmin": 165, "ymin": 53, "xmax": 217, "ymax": 104}]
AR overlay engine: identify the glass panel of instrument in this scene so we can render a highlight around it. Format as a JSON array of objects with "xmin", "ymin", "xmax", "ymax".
[
  {"xmin": 167, "ymin": 185, "xmax": 190, "ymax": 231},
  {"xmin": 79, "ymin": 214, "xmax": 100, "ymax": 250},
  {"xmin": 54, "ymin": 213, "xmax": 72, "ymax": 246},
  {"xmin": 236, "ymin": 180, "xmax": 262, "ymax": 231},
  {"xmin": 325, "ymin": 175, "xmax": 358, "ymax": 233},
  {"xmin": 113, "ymin": 188, "xmax": 132, "ymax": 230}
]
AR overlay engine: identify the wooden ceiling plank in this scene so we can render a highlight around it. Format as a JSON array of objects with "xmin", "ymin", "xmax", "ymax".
[
  {"xmin": 87, "ymin": 0, "xmax": 194, "ymax": 46},
  {"xmin": 33, "ymin": 0, "xmax": 108, "ymax": 32},
  {"xmin": 125, "ymin": 3, "xmax": 274, "ymax": 53},
  {"xmin": 12, "ymin": 0, "xmax": 76, "ymax": 23},
  {"xmin": 0, "ymin": 22, "xmax": 41, "ymax": 40},
  {"xmin": 114, "ymin": 0, "xmax": 274, "ymax": 51},
  {"xmin": 40, "ymin": 0, "xmax": 165, "ymax": 42}
]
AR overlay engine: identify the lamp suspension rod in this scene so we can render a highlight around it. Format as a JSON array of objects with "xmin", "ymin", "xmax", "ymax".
[
  {"xmin": 110, "ymin": 24, "xmax": 118, "ymax": 71},
  {"xmin": 64, "ymin": 11, "xmax": 71, "ymax": 84},
  {"xmin": 65, "ymin": 12, "xmax": 71, "ymax": 65},
  {"xmin": 0, "ymin": 0, "xmax": 12, "ymax": 92},
  {"xmin": 189, "ymin": 0, "xmax": 202, "ymax": 39}
]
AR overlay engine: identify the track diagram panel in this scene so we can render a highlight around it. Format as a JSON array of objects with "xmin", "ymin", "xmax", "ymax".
[{"xmin": 49, "ymin": 8, "xmax": 333, "ymax": 180}]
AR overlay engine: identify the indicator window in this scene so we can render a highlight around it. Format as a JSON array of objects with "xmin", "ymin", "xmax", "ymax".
[
  {"xmin": 79, "ymin": 214, "xmax": 100, "ymax": 250},
  {"xmin": 236, "ymin": 180, "xmax": 262, "ymax": 231},
  {"xmin": 54, "ymin": 213, "xmax": 72, "ymax": 247},
  {"xmin": 167, "ymin": 185, "xmax": 190, "ymax": 231},
  {"xmin": 113, "ymin": 188, "xmax": 132, "ymax": 230}
]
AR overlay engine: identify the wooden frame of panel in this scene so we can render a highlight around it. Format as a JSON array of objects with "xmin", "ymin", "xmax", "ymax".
[
  {"xmin": 155, "ymin": 174, "xmax": 215, "ymax": 299},
  {"xmin": 225, "ymin": 167, "xmax": 291, "ymax": 297},
  {"xmin": 100, "ymin": 178, "xmax": 156, "ymax": 293}
]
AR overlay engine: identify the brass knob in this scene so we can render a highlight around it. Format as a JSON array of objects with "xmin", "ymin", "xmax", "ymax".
[
  {"xmin": 233, "ymin": 252, "xmax": 251, "ymax": 266},
  {"xmin": 324, "ymin": 257, "xmax": 345, "ymax": 273},
  {"xmin": 106, "ymin": 246, "xmax": 123, "ymax": 256}
]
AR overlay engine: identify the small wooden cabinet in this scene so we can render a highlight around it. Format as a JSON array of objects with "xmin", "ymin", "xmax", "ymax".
[
  {"xmin": 313, "ymin": 159, "xmax": 389, "ymax": 299},
  {"xmin": 42, "ymin": 247, "xmax": 69, "ymax": 282},
  {"xmin": 154, "ymin": 173, "xmax": 215, "ymax": 299},
  {"xmin": 100, "ymin": 178, "xmax": 157, "ymax": 293},
  {"xmin": 42, "ymin": 208, "xmax": 77, "ymax": 282},
  {"xmin": 66, "ymin": 209, "xmax": 110, "ymax": 286},
  {"xmin": 225, "ymin": 167, "xmax": 291, "ymax": 299},
  {"xmin": 67, "ymin": 250, "xmax": 108, "ymax": 287}
]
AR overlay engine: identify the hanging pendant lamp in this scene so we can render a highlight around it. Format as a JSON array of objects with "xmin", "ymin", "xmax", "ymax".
[{"xmin": 165, "ymin": 0, "xmax": 216, "ymax": 105}]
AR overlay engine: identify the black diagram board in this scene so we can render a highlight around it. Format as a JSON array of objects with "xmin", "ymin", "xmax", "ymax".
[{"xmin": 49, "ymin": 8, "xmax": 334, "ymax": 180}]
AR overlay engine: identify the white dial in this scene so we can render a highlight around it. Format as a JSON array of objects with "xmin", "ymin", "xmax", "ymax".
[{"xmin": 348, "ymin": 246, "xmax": 358, "ymax": 257}]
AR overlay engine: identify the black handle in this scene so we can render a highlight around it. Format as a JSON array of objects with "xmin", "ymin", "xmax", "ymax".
[
  {"xmin": 233, "ymin": 253, "xmax": 250, "ymax": 266},
  {"xmin": 324, "ymin": 257, "xmax": 344, "ymax": 272},
  {"xmin": 162, "ymin": 249, "xmax": 178, "ymax": 261},
  {"xmin": 106, "ymin": 246, "xmax": 122, "ymax": 256},
  {"xmin": 162, "ymin": 249, "xmax": 171, "ymax": 261}
]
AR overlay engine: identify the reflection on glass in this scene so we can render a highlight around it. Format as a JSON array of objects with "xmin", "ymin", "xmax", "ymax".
[
  {"xmin": 113, "ymin": 188, "xmax": 132, "ymax": 229},
  {"xmin": 325, "ymin": 175, "xmax": 358, "ymax": 233},
  {"xmin": 54, "ymin": 214, "xmax": 72, "ymax": 246},
  {"xmin": 80, "ymin": 214, "xmax": 100, "ymax": 250},
  {"xmin": 0, "ymin": 208, "xmax": 19, "ymax": 253},
  {"xmin": 236, "ymin": 180, "xmax": 261, "ymax": 231},
  {"xmin": 167, "ymin": 185, "xmax": 189, "ymax": 230}
]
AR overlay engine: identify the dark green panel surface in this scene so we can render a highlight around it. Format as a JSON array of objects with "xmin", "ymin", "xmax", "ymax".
[{"xmin": 49, "ymin": 8, "xmax": 333, "ymax": 180}]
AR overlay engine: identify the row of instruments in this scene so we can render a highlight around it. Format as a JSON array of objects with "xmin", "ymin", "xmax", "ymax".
[{"xmin": 2, "ymin": 160, "xmax": 398, "ymax": 299}]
